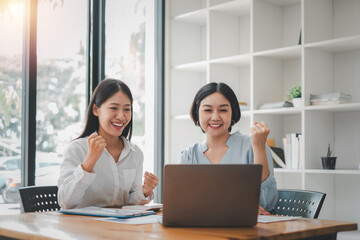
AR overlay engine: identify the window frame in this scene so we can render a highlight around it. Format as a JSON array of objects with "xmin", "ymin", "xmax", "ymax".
[{"xmin": 20, "ymin": 0, "xmax": 165, "ymax": 203}]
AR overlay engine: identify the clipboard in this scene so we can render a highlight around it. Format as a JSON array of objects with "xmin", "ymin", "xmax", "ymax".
[{"xmin": 59, "ymin": 206, "xmax": 156, "ymax": 218}]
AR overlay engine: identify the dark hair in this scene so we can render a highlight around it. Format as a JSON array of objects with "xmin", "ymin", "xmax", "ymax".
[
  {"xmin": 76, "ymin": 78, "xmax": 133, "ymax": 141},
  {"xmin": 190, "ymin": 82, "xmax": 241, "ymax": 132}
]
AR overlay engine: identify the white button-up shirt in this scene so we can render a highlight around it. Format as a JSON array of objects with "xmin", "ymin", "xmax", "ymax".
[{"xmin": 58, "ymin": 136, "xmax": 153, "ymax": 209}]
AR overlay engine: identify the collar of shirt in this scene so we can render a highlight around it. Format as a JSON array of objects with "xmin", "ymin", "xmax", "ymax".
[{"xmin": 200, "ymin": 131, "xmax": 242, "ymax": 153}]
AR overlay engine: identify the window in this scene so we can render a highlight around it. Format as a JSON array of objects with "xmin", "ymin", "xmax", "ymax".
[
  {"xmin": 0, "ymin": 0, "xmax": 24, "ymax": 212},
  {"xmin": 0, "ymin": 0, "xmax": 163, "ymax": 213},
  {"xmin": 35, "ymin": 0, "xmax": 87, "ymax": 186},
  {"xmin": 105, "ymin": 0, "xmax": 155, "ymax": 174}
]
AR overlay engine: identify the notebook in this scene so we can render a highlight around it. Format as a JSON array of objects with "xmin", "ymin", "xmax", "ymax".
[
  {"xmin": 59, "ymin": 206, "xmax": 156, "ymax": 218},
  {"xmin": 162, "ymin": 164, "xmax": 262, "ymax": 227}
]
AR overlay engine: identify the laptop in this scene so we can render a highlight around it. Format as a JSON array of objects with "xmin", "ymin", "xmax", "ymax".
[{"xmin": 162, "ymin": 164, "xmax": 262, "ymax": 227}]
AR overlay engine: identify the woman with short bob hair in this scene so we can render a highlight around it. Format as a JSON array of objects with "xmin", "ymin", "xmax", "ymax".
[{"xmin": 181, "ymin": 82, "xmax": 278, "ymax": 214}]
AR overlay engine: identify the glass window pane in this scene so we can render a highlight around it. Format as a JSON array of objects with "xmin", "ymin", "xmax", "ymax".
[
  {"xmin": 105, "ymin": 0, "xmax": 155, "ymax": 174},
  {"xmin": 0, "ymin": 0, "xmax": 24, "ymax": 213},
  {"xmin": 36, "ymin": 1, "xmax": 87, "ymax": 185}
]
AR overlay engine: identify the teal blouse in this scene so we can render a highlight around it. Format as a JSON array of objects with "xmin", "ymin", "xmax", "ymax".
[{"xmin": 180, "ymin": 131, "xmax": 278, "ymax": 211}]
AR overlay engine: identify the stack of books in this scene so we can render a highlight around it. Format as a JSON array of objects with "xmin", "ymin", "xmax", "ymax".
[
  {"xmin": 282, "ymin": 133, "xmax": 304, "ymax": 169},
  {"xmin": 310, "ymin": 92, "xmax": 352, "ymax": 105}
]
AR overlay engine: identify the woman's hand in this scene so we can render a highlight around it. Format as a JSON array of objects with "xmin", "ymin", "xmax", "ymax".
[
  {"xmin": 258, "ymin": 205, "xmax": 271, "ymax": 215},
  {"xmin": 82, "ymin": 132, "xmax": 106, "ymax": 172},
  {"xmin": 250, "ymin": 121, "xmax": 270, "ymax": 150},
  {"xmin": 142, "ymin": 171, "xmax": 158, "ymax": 197}
]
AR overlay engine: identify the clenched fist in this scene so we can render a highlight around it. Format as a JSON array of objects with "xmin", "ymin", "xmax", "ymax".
[
  {"xmin": 142, "ymin": 171, "xmax": 158, "ymax": 197},
  {"xmin": 81, "ymin": 132, "xmax": 106, "ymax": 172}
]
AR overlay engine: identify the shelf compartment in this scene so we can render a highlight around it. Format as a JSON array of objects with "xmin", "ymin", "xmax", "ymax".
[
  {"xmin": 304, "ymin": 47, "xmax": 360, "ymax": 106},
  {"xmin": 253, "ymin": 0, "xmax": 301, "ymax": 52},
  {"xmin": 170, "ymin": 19, "xmax": 207, "ymax": 66},
  {"xmin": 304, "ymin": 110, "xmax": 360, "ymax": 170},
  {"xmin": 170, "ymin": 69, "xmax": 206, "ymax": 117},
  {"xmin": 305, "ymin": 173, "xmax": 360, "ymax": 226},
  {"xmin": 171, "ymin": 0, "xmax": 207, "ymax": 18},
  {"xmin": 253, "ymin": 55, "xmax": 302, "ymax": 110},
  {"xmin": 209, "ymin": 10, "xmax": 250, "ymax": 59},
  {"xmin": 304, "ymin": 0, "xmax": 360, "ymax": 44},
  {"xmin": 210, "ymin": 63, "xmax": 251, "ymax": 109}
]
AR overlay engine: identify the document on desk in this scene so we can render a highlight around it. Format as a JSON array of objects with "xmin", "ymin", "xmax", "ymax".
[
  {"xmin": 96, "ymin": 215, "xmax": 162, "ymax": 224},
  {"xmin": 122, "ymin": 203, "xmax": 163, "ymax": 211},
  {"xmin": 59, "ymin": 206, "xmax": 156, "ymax": 218},
  {"xmin": 258, "ymin": 215, "xmax": 301, "ymax": 223}
]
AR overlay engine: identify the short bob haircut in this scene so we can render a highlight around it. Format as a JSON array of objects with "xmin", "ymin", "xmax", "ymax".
[
  {"xmin": 76, "ymin": 78, "xmax": 133, "ymax": 141},
  {"xmin": 190, "ymin": 82, "xmax": 241, "ymax": 133}
]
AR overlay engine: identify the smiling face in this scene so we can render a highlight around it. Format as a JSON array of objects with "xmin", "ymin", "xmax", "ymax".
[
  {"xmin": 198, "ymin": 92, "xmax": 232, "ymax": 139},
  {"xmin": 93, "ymin": 90, "xmax": 132, "ymax": 140}
]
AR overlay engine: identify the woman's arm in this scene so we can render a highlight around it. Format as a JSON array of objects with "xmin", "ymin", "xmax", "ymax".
[
  {"xmin": 57, "ymin": 141, "xmax": 96, "ymax": 209},
  {"xmin": 250, "ymin": 121, "xmax": 270, "ymax": 182}
]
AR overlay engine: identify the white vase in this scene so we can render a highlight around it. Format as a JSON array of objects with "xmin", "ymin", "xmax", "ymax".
[{"xmin": 292, "ymin": 98, "xmax": 302, "ymax": 107}]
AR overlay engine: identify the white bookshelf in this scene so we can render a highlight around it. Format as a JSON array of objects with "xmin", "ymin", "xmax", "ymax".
[{"xmin": 166, "ymin": 0, "xmax": 360, "ymax": 237}]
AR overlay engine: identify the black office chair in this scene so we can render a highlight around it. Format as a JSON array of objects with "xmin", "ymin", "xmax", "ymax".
[
  {"xmin": 19, "ymin": 185, "xmax": 60, "ymax": 213},
  {"xmin": 271, "ymin": 189, "xmax": 326, "ymax": 219}
]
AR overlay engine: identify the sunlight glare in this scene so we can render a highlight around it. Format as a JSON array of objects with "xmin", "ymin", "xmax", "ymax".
[{"xmin": 9, "ymin": 3, "xmax": 23, "ymax": 19}]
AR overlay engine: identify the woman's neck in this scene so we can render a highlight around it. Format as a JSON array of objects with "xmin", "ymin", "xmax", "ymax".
[
  {"xmin": 97, "ymin": 130, "xmax": 123, "ymax": 151},
  {"xmin": 206, "ymin": 132, "xmax": 231, "ymax": 149}
]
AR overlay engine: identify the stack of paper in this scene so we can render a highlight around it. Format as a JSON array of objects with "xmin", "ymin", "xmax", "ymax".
[{"xmin": 310, "ymin": 92, "xmax": 351, "ymax": 105}]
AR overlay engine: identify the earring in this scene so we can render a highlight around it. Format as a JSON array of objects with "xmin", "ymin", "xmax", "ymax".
[
  {"xmin": 196, "ymin": 121, "xmax": 199, "ymax": 126},
  {"xmin": 231, "ymin": 120, "xmax": 235, "ymax": 125}
]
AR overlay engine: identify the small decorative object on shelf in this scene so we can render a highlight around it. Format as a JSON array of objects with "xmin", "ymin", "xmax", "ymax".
[
  {"xmin": 238, "ymin": 101, "xmax": 249, "ymax": 111},
  {"xmin": 321, "ymin": 144, "xmax": 337, "ymax": 170},
  {"xmin": 286, "ymin": 85, "xmax": 302, "ymax": 107},
  {"xmin": 257, "ymin": 101, "xmax": 293, "ymax": 110}
]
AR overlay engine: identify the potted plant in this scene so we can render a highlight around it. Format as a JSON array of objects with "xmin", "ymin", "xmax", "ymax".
[
  {"xmin": 321, "ymin": 144, "xmax": 337, "ymax": 169},
  {"xmin": 286, "ymin": 85, "xmax": 302, "ymax": 107}
]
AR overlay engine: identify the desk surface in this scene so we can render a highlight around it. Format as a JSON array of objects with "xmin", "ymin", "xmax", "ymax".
[{"xmin": 0, "ymin": 212, "xmax": 357, "ymax": 240}]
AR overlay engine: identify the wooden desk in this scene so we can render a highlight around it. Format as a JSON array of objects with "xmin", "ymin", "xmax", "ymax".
[{"xmin": 0, "ymin": 212, "xmax": 357, "ymax": 240}]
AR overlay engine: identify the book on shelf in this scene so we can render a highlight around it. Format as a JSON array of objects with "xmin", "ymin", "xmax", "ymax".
[
  {"xmin": 282, "ymin": 133, "xmax": 303, "ymax": 169},
  {"xmin": 310, "ymin": 92, "xmax": 352, "ymax": 101},
  {"xmin": 270, "ymin": 147, "xmax": 286, "ymax": 168},
  {"xmin": 258, "ymin": 101, "xmax": 293, "ymax": 110}
]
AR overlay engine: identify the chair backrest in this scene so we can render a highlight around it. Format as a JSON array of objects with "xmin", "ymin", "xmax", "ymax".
[
  {"xmin": 19, "ymin": 185, "xmax": 60, "ymax": 213},
  {"xmin": 272, "ymin": 189, "xmax": 326, "ymax": 219}
]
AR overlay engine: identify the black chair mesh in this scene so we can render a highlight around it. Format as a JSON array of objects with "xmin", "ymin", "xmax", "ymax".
[
  {"xmin": 19, "ymin": 185, "xmax": 60, "ymax": 213},
  {"xmin": 272, "ymin": 189, "xmax": 326, "ymax": 219}
]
